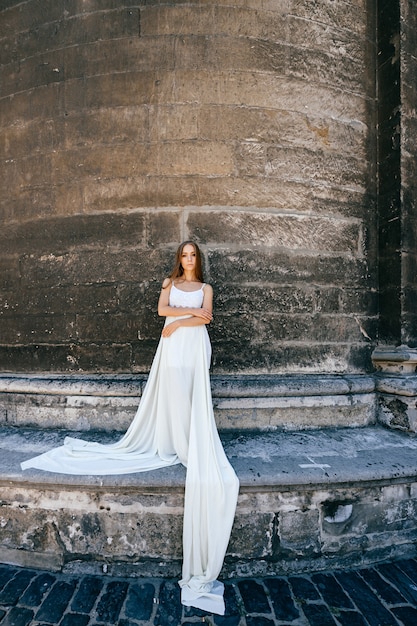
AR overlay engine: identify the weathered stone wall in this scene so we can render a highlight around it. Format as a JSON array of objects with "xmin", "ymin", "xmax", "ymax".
[
  {"xmin": 0, "ymin": 0, "xmax": 377, "ymax": 374},
  {"xmin": 400, "ymin": 0, "xmax": 417, "ymax": 347},
  {"xmin": 377, "ymin": 0, "xmax": 417, "ymax": 347},
  {"xmin": 2, "ymin": 471, "xmax": 417, "ymax": 577}
]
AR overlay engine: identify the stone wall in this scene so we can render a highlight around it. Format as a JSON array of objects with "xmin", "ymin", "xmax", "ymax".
[
  {"xmin": 377, "ymin": 0, "xmax": 417, "ymax": 347},
  {"xmin": 0, "ymin": 1, "xmax": 377, "ymax": 374},
  {"xmin": 400, "ymin": 0, "xmax": 417, "ymax": 347}
]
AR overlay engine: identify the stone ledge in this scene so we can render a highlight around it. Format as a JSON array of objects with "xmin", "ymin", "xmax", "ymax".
[
  {"xmin": 0, "ymin": 373, "xmax": 376, "ymax": 432},
  {"xmin": 1, "ymin": 424, "xmax": 417, "ymax": 578},
  {"xmin": 0, "ymin": 373, "xmax": 375, "ymax": 397},
  {"xmin": 372, "ymin": 346, "xmax": 417, "ymax": 374}
]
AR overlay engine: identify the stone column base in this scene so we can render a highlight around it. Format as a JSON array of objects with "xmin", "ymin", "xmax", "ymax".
[{"xmin": 372, "ymin": 346, "xmax": 417, "ymax": 433}]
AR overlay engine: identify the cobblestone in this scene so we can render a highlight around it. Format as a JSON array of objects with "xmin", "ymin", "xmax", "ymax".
[{"xmin": 0, "ymin": 558, "xmax": 417, "ymax": 625}]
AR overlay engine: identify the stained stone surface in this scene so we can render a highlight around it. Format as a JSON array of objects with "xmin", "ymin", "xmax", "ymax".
[
  {"xmin": 2, "ymin": 424, "xmax": 417, "ymax": 576},
  {"xmin": 0, "ymin": 373, "xmax": 376, "ymax": 432},
  {"xmin": 0, "ymin": 0, "xmax": 378, "ymax": 375}
]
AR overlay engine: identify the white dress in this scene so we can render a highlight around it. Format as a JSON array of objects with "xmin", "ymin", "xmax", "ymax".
[{"xmin": 21, "ymin": 282, "xmax": 239, "ymax": 616}]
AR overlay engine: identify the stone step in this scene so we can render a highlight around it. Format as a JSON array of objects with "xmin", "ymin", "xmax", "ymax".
[
  {"xmin": 0, "ymin": 373, "xmax": 376, "ymax": 432},
  {"xmin": 1, "ymin": 424, "xmax": 417, "ymax": 579}
]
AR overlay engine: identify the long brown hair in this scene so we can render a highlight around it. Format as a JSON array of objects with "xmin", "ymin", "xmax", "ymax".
[{"xmin": 168, "ymin": 241, "xmax": 204, "ymax": 283}]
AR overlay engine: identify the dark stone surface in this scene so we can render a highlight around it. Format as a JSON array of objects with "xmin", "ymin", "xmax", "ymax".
[
  {"xmin": 19, "ymin": 572, "xmax": 56, "ymax": 607},
  {"xmin": 311, "ymin": 572, "xmax": 354, "ymax": 609},
  {"xmin": 94, "ymin": 580, "xmax": 128, "ymax": 623},
  {"xmin": 301, "ymin": 603, "xmax": 338, "ymax": 626},
  {"xmin": 1, "ymin": 559, "xmax": 417, "ymax": 624},
  {"xmin": 60, "ymin": 614, "xmax": 90, "ymax": 626},
  {"xmin": 376, "ymin": 562, "xmax": 417, "ymax": 604},
  {"xmin": 336, "ymin": 611, "xmax": 368, "ymax": 626},
  {"xmin": 245, "ymin": 618, "xmax": 275, "ymax": 626},
  {"xmin": 35, "ymin": 580, "xmax": 77, "ymax": 623},
  {"xmin": 0, "ymin": 606, "xmax": 34, "ymax": 626},
  {"xmin": 124, "ymin": 582, "xmax": 155, "ymax": 621},
  {"xmin": 334, "ymin": 571, "xmax": 399, "ymax": 626},
  {"xmin": 154, "ymin": 581, "xmax": 182, "ymax": 626},
  {"xmin": 289, "ymin": 576, "xmax": 321, "ymax": 602},
  {"xmin": 70, "ymin": 576, "xmax": 104, "ymax": 613},
  {"xmin": 238, "ymin": 580, "xmax": 270, "ymax": 614},
  {"xmin": 0, "ymin": 567, "xmax": 17, "ymax": 592},
  {"xmin": 213, "ymin": 583, "xmax": 241, "ymax": 626},
  {"xmin": 359, "ymin": 567, "xmax": 407, "ymax": 604},
  {"xmin": 264, "ymin": 578, "xmax": 299, "ymax": 621},
  {"xmin": 0, "ymin": 570, "xmax": 36, "ymax": 606},
  {"xmin": 391, "ymin": 605, "xmax": 417, "ymax": 624}
]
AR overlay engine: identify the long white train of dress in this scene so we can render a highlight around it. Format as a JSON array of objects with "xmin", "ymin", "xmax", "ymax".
[{"xmin": 21, "ymin": 284, "xmax": 239, "ymax": 616}]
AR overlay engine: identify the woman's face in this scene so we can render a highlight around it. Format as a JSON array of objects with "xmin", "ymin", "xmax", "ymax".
[{"xmin": 180, "ymin": 244, "xmax": 197, "ymax": 274}]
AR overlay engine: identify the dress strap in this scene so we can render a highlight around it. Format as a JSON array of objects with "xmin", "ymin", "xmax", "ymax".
[{"xmin": 201, "ymin": 283, "xmax": 206, "ymax": 290}]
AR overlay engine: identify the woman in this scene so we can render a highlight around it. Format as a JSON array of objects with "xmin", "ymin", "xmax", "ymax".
[{"xmin": 21, "ymin": 241, "xmax": 240, "ymax": 616}]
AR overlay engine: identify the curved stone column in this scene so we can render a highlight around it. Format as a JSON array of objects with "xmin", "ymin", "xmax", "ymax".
[{"xmin": 0, "ymin": 1, "xmax": 376, "ymax": 374}]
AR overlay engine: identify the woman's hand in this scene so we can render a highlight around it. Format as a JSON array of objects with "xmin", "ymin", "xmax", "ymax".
[
  {"xmin": 162, "ymin": 320, "xmax": 180, "ymax": 337},
  {"xmin": 193, "ymin": 308, "xmax": 213, "ymax": 322}
]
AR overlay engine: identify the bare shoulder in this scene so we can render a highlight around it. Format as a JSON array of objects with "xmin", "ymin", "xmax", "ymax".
[
  {"xmin": 162, "ymin": 277, "xmax": 171, "ymax": 289},
  {"xmin": 203, "ymin": 283, "xmax": 213, "ymax": 295}
]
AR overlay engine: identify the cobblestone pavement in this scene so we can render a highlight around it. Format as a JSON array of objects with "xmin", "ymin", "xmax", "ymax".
[{"xmin": 1, "ymin": 558, "xmax": 417, "ymax": 626}]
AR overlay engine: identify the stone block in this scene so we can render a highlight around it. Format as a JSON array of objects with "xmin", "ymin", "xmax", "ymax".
[
  {"xmin": 13, "ymin": 19, "xmax": 65, "ymax": 61},
  {"xmin": 157, "ymin": 71, "xmax": 367, "ymax": 119},
  {"xmin": 372, "ymin": 349, "xmax": 417, "ymax": 433},
  {"xmin": 279, "ymin": 510, "xmax": 321, "ymax": 557},
  {"xmin": 228, "ymin": 513, "xmax": 276, "ymax": 559},
  {"xmin": 6, "ymin": 394, "xmax": 140, "ymax": 432},
  {"xmin": 64, "ymin": 106, "xmax": 149, "ymax": 148},
  {"xmin": 65, "ymin": 1, "xmax": 140, "ymax": 17},
  {"xmin": 288, "ymin": 15, "xmax": 364, "ymax": 58},
  {"xmin": 377, "ymin": 395, "xmax": 417, "ymax": 432},
  {"xmin": 321, "ymin": 494, "xmax": 417, "ymax": 556},
  {"xmin": 20, "ymin": 248, "xmax": 170, "ymax": 289},
  {"xmin": 265, "ymin": 146, "xmax": 366, "ymax": 188},
  {"xmin": 117, "ymin": 282, "xmax": 159, "ymax": 315},
  {"xmin": 1, "ymin": 50, "xmax": 64, "ymax": 98},
  {"xmin": 0, "ymin": 213, "xmax": 146, "ymax": 256},
  {"xmin": 64, "ymin": 37, "xmax": 175, "ymax": 81},
  {"xmin": 203, "ymin": 37, "xmax": 287, "ymax": 75},
  {"xmin": 69, "ymin": 72, "xmax": 156, "ymax": 111},
  {"xmin": 212, "ymin": 310, "xmax": 367, "ymax": 347},
  {"xmin": 149, "ymin": 105, "xmax": 198, "ymax": 142},
  {"xmin": 147, "ymin": 210, "xmax": 181, "ymax": 246},
  {"xmin": 156, "ymin": 141, "xmax": 234, "ymax": 176},
  {"xmin": 189, "ymin": 210, "xmax": 362, "ymax": 255},
  {"xmin": 197, "ymin": 105, "xmax": 367, "ymax": 157},
  {"xmin": 147, "ymin": 174, "xmax": 367, "ymax": 213},
  {"xmin": 0, "ymin": 314, "xmax": 76, "ymax": 345},
  {"xmin": 67, "ymin": 343, "xmax": 134, "ymax": 373},
  {"xmin": 214, "ymin": 393, "xmax": 375, "ymax": 432},
  {"xmin": 51, "ymin": 144, "xmax": 153, "ymax": 182},
  {"xmin": 76, "ymin": 314, "xmax": 143, "ymax": 343},
  {"xmin": 0, "ymin": 343, "xmax": 136, "ymax": 374},
  {"xmin": 141, "ymin": 5, "xmax": 287, "ymax": 40},
  {"xmin": 82, "ymin": 176, "xmax": 153, "ymax": 211},
  {"xmin": 208, "ymin": 248, "xmax": 368, "ymax": 287},
  {"xmin": 291, "ymin": 0, "xmax": 366, "ymax": 36},
  {"xmin": 0, "ymin": 257, "xmax": 20, "ymax": 290},
  {"xmin": 26, "ymin": 83, "xmax": 65, "ymax": 122},
  {"xmin": 63, "ymin": 8, "xmax": 139, "ymax": 47},
  {"xmin": 1, "ymin": 119, "xmax": 64, "ymax": 159},
  {"xmin": 234, "ymin": 143, "xmax": 266, "ymax": 177},
  {"xmin": 215, "ymin": 285, "xmax": 316, "ymax": 316},
  {"xmin": 0, "ymin": 0, "xmax": 63, "ymax": 38}
]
